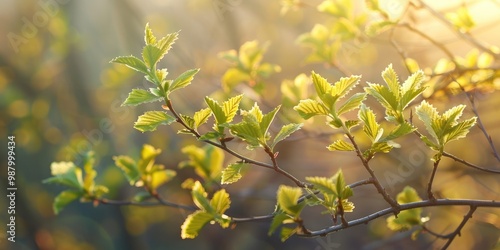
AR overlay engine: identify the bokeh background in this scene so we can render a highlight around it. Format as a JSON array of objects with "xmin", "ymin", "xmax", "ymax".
[{"xmin": 1, "ymin": 0, "xmax": 500, "ymax": 249}]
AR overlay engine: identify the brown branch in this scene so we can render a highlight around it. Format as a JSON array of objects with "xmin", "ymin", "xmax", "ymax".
[
  {"xmin": 427, "ymin": 158, "xmax": 440, "ymax": 201},
  {"xmin": 297, "ymin": 199, "xmax": 500, "ymax": 237},
  {"xmin": 441, "ymin": 151, "xmax": 500, "ymax": 174},
  {"xmin": 441, "ymin": 206, "xmax": 477, "ymax": 249},
  {"xmin": 344, "ymin": 131, "xmax": 400, "ymax": 209}
]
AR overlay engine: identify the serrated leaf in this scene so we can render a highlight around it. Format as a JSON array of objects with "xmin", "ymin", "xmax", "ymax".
[
  {"xmin": 260, "ymin": 105, "xmax": 281, "ymax": 136},
  {"xmin": 341, "ymin": 199, "xmax": 355, "ymax": 212},
  {"xmin": 383, "ymin": 122, "xmax": 415, "ymax": 141},
  {"xmin": 170, "ymin": 68, "xmax": 200, "ymax": 93},
  {"xmin": 337, "ymin": 93, "xmax": 367, "ymax": 115},
  {"xmin": 53, "ymin": 190, "xmax": 83, "ymax": 215},
  {"xmin": 229, "ymin": 121, "xmax": 262, "ymax": 148},
  {"xmin": 180, "ymin": 114, "xmax": 195, "ymax": 129},
  {"xmin": 150, "ymin": 169, "xmax": 176, "ymax": 190},
  {"xmin": 415, "ymin": 101, "xmax": 439, "ymax": 141},
  {"xmin": 333, "ymin": 170, "xmax": 347, "ymax": 197},
  {"xmin": 113, "ymin": 156, "xmax": 140, "ymax": 185},
  {"xmin": 144, "ymin": 23, "xmax": 156, "ymax": 45},
  {"xmin": 134, "ymin": 111, "xmax": 176, "ymax": 132},
  {"xmin": 294, "ymin": 99, "xmax": 329, "ymax": 119},
  {"xmin": 327, "ymin": 140, "xmax": 355, "ymax": 151},
  {"xmin": 331, "ymin": 75, "xmax": 362, "ymax": 99},
  {"xmin": 311, "ymin": 71, "xmax": 332, "ymax": 104},
  {"xmin": 110, "ymin": 55, "xmax": 149, "ymax": 74},
  {"xmin": 193, "ymin": 108, "xmax": 212, "ymax": 129},
  {"xmin": 181, "ymin": 211, "xmax": 214, "ymax": 239},
  {"xmin": 277, "ymin": 185, "xmax": 304, "ymax": 217},
  {"xmin": 445, "ymin": 117, "xmax": 477, "ymax": 143},
  {"xmin": 210, "ymin": 189, "xmax": 231, "ymax": 214},
  {"xmin": 369, "ymin": 142, "xmax": 394, "ymax": 154},
  {"xmin": 43, "ymin": 162, "xmax": 83, "ymax": 190},
  {"xmin": 358, "ymin": 104, "xmax": 381, "ymax": 142},
  {"xmin": 271, "ymin": 123, "xmax": 303, "ymax": 149},
  {"xmin": 365, "ymin": 83, "xmax": 398, "ymax": 114},
  {"xmin": 192, "ymin": 181, "xmax": 213, "ymax": 212},
  {"xmin": 400, "ymin": 70, "xmax": 425, "ymax": 109},
  {"xmin": 305, "ymin": 176, "xmax": 337, "ymax": 196},
  {"xmin": 142, "ymin": 44, "xmax": 163, "ymax": 69},
  {"xmin": 156, "ymin": 32, "xmax": 179, "ymax": 58},
  {"xmin": 221, "ymin": 163, "xmax": 245, "ymax": 184},
  {"xmin": 82, "ymin": 152, "xmax": 96, "ymax": 191},
  {"xmin": 382, "ymin": 64, "xmax": 400, "ymax": 100},
  {"xmin": 198, "ymin": 131, "xmax": 221, "ymax": 141},
  {"xmin": 122, "ymin": 89, "xmax": 163, "ymax": 106},
  {"xmin": 222, "ymin": 95, "xmax": 243, "ymax": 123},
  {"xmin": 205, "ymin": 97, "xmax": 226, "ymax": 125},
  {"xmin": 345, "ymin": 120, "xmax": 360, "ymax": 130}
]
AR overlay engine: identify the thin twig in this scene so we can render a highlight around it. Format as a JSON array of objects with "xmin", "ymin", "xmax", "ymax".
[
  {"xmin": 97, "ymin": 198, "xmax": 197, "ymax": 211},
  {"xmin": 297, "ymin": 199, "xmax": 499, "ymax": 237},
  {"xmin": 441, "ymin": 152, "xmax": 500, "ymax": 173},
  {"xmin": 441, "ymin": 206, "xmax": 477, "ymax": 249},
  {"xmin": 427, "ymin": 158, "xmax": 440, "ymax": 201}
]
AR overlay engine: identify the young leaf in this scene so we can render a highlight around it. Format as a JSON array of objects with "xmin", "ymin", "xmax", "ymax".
[
  {"xmin": 386, "ymin": 186, "xmax": 427, "ymax": 231},
  {"xmin": 222, "ymin": 95, "xmax": 243, "ymax": 123},
  {"xmin": 180, "ymin": 114, "xmax": 195, "ymax": 129},
  {"xmin": 327, "ymin": 140, "xmax": 355, "ymax": 151},
  {"xmin": 181, "ymin": 211, "xmax": 214, "ymax": 239},
  {"xmin": 122, "ymin": 89, "xmax": 163, "ymax": 106},
  {"xmin": 271, "ymin": 123, "xmax": 303, "ymax": 149},
  {"xmin": 113, "ymin": 156, "xmax": 140, "ymax": 185},
  {"xmin": 383, "ymin": 122, "xmax": 415, "ymax": 141},
  {"xmin": 305, "ymin": 176, "xmax": 336, "ymax": 196},
  {"xmin": 294, "ymin": 99, "xmax": 329, "ymax": 119},
  {"xmin": 268, "ymin": 212, "xmax": 290, "ymax": 236},
  {"xmin": 191, "ymin": 181, "xmax": 213, "ymax": 213},
  {"xmin": 193, "ymin": 108, "xmax": 212, "ymax": 129},
  {"xmin": 337, "ymin": 93, "xmax": 367, "ymax": 115},
  {"xmin": 169, "ymin": 68, "xmax": 200, "ymax": 93},
  {"xmin": 210, "ymin": 189, "xmax": 231, "ymax": 214},
  {"xmin": 331, "ymin": 75, "xmax": 362, "ymax": 100},
  {"xmin": 229, "ymin": 121, "xmax": 262, "ymax": 148},
  {"xmin": 364, "ymin": 83, "xmax": 398, "ymax": 116},
  {"xmin": 221, "ymin": 163, "xmax": 245, "ymax": 184},
  {"xmin": 358, "ymin": 104, "xmax": 381, "ymax": 142},
  {"xmin": 142, "ymin": 45, "xmax": 163, "ymax": 69},
  {"xmin": 280, "ymin": 227, "xmax": 298, "ymax": 242},
  {"xmin": 260, "ymin": 105, "xmax": 281, "ymax": 136},
  {"xmin": 144, "ymin": 23, "xmax": 156, "ymax": 45},
  {"xmin": 277, "ymin": 185, "xmax": 304, "ymax": 217},
  {"xmin": 400, "ymin": 70, "xmax": 425, "ymax": 109},
  {"xmin": 150, "ymin": 169, "xmax": 176, "ymax": 190},
  {"xmin": 205, "ymin": 97, "xmax": 227, "ymax": 125},
  {"xmin": 415, "ymin": 101, "xmax": 439, "ymax": 141},
  {"xmin": 110, "ymin": 56, "xmax": 149, "ymax": 74},
  {"xmin": 381, "ymin": 64, "xmax": 400, "ymax": 100},
  {"xmin": 444, "ymin": 117, "xmax": 477, "ymax": 143},
  {"xmin": 43, "ymin": 162, "xmax": 83, "ymax": 190},
  {"xmin": 53, "ymin": 190, "xmax": 83, "ymax": 215},
  {"xmin": 134, "ymin": 111, "xmax": 176, "ymax": 132},
  {"xmin": 156, "ymin": 32, "xmax": 179, "ymax": 58}
]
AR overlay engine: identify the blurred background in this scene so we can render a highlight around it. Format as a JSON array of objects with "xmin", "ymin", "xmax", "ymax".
[{"xmin": 1, "ymin": 0, "xmax": 500, "ymax": 249}]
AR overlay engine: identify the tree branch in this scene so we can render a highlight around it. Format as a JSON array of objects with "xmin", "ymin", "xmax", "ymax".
[{"xmin": 297, "ymin": 199, "xmax": 499, "ymax": 237}]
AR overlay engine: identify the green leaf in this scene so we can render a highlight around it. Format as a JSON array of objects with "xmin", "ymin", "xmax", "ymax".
[
  {"xmin": 333, "ymin": 170, "xmax": 347, "ymax": 198},
  {"xmin": 305, "ymin": 176, "xmax": 336, "ymax": 196},
  {"xmin": 271, "ymin": 123, "xmax": 303, "ymax": 149},
  {"xmin": 221, "ymin": 163, "xmax": 245, "ymax": 184},
  {"xmin": 364, "ymin": 83, "xmax": 398, "ymax": 116},
  {"xmin": 122, "ymin": 89, "xmax": 163, "ymax": 106},
  {"xmin": 327, "ymin": 140, "xmax": 355, "ymax": 151},
  {"xmin": 113, "ymin": 156, "xmax": 140, "ymax": 185},
  {"xmin": 193, "ymin": 108, "xmax": 212, "ymax": 129},
  {"xmin": 82, "ymin": 152, "xmax": 96, "ymax": 191},
  {"xmin": 144, "ymin": 23, "xmax": 156, "ymax": 45},
  {"xmin": 383, "ymin": 122, "xmax": 415, "ymax": 141},
  {"xmin": 337, "ymin": 93, "xmax": 367, "ymax": 115},
  {"xmin": 280, "ymin": 227, "xmax": 298, "ymax": 242},
  {"xmin": 260, "ymin": 105, "xmax": 281, "ymax": 136},
  {"xmin": 156, "ymin": 32, "xmax": 179, "ymax": 59},
  {"xmin": 53, "ymin": 190, "xmax": 83, "ymax": 215},
  {"xmin": 311, "ymin": 72, "xmax": 332, "ymax": 104},
  {"xmin": 43, "ymin": 162, "xmax": 83, "ymax": 190},
  {"xmin": 415, "ymin": 101, "xmax": 439, "ymax": 141},
  {"xmin": 181, "ymin": 211, "xmax": 214, "ymax": 239},
  {"xmin": 268, "ymin": 213, "xmax": 290, "ymax": 235},
  {"xmin": 170, "ymin": 68, "xmax": 200, "ymax": 93},
  {"xmin": 180, "ymin": 114, "xmax": 195, "ymax": 129},
  {"xmin": 294, "ymin": 99, "xmax": 329, "ymax": 119},
  {"xmin": 210, "ymin": 189, "xmax": 231, "ymax": 214},
  {"xmin": 345, "ymin": 120, "xmax": 360, "ymax": 131},
  {"xmin": 358, "ymin": 104, "xmax": 381, "ymax": 142},
  {"xmin": 198, "ymin": 131, "xmax": 222, "ymax": 141},
  {"xmin": 205, "ymin": 97, "xmax": 226, "ymax": 125},
  {"xmin": 446, "ymin": 6, "xmax": 475, "ymax": 32},
  {"xmin": 400, "ymin": 70, "xmax": 426, "ymax": 109},
  {"xmin": 222, "ymin": 95, "xmax": 243, "ymax": 123},
  {"xmin": 110, "ymin": 55, "xmax": 149, "ymax": 74},
  {"xmin": 192, "ymin": 181, "xmax": 213, "ymax": 213},
  {"xmin": 387, "ymin": 186, "xmax": 426, "ymax": 231},
  {"xmin": 381, "ymin": 64, "xmax": 400, "ymax": 100},
  {"xmin": 134, "ymin": 111, "xmax": 176, "ymax": 132},
  {"xmin": 229, "ymin": 121, "xmax": 262, "ymax": 148},
  {"xmin": 277, "ymin": 185, "xmax": 304, "ymax": 217},
  {"xmin": 142, "ymin": 44, "xmax": 163, "ymax": 70},
  {"xmin": 150, "ymin": 169, "xmax": 176, "ymax": 190},
  {"xmin": 331, "ymin": 75, "xmax": 362, "ymax": 99},
  {"xmin": 445, "ymin": 117, "xmax": 477, "ymax": 143}
]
